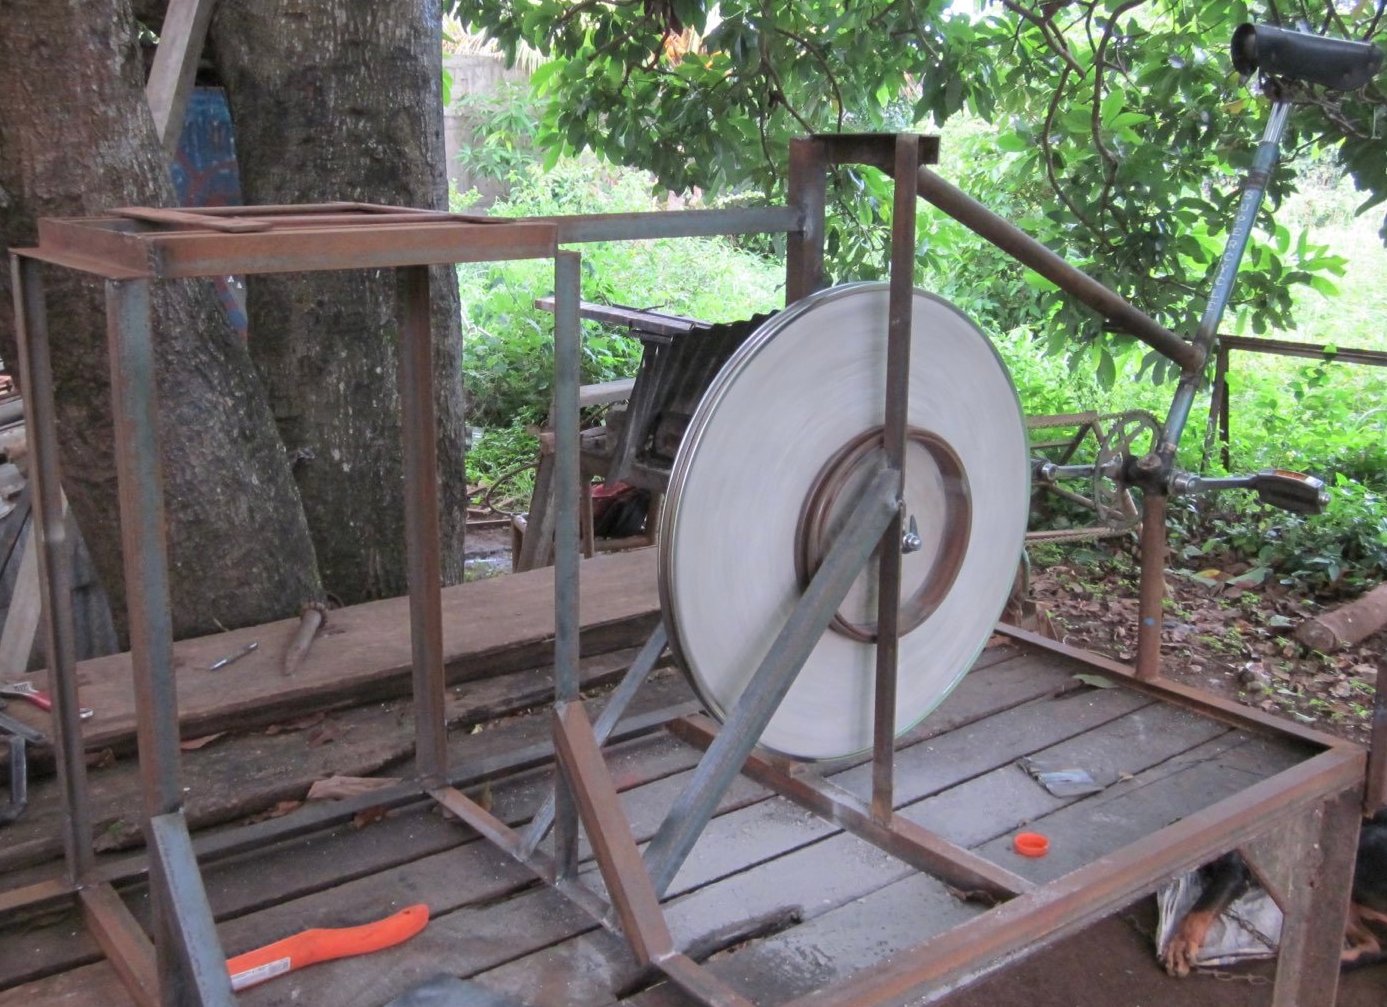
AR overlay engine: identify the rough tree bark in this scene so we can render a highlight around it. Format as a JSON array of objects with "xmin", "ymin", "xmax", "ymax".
[
  {"xmin": 0, "ymin": 0, "xmax": 322, "ymax": 639},
  {"xmin": 211, "ymin": 1, "xmax": 469, "ymax": 603}
]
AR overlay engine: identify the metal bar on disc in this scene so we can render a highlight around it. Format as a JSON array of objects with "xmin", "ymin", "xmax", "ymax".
[
  {"xmin": 786, "ymin": 138, "xmax": 828, "ymax": 304},
  {"xmin": 669, "ymin": 715, "xmax": 1032, "ymax": 900},
  {"xmin": 644, "ymin": 468, "xmax": 901, "ymax": 897},
  {"xmin": 396, "ymin": 266, "xmax": 448, "ymax": 784},
  {"xmin": 552, "ymin": 206, "xmax": 799, "ymax": 245},
  {"xmin": 1135, "ymin": 492, "xmax": 1167, "ymax": 680},
  {"xmin": 11, "ymin": 256, "xmax": 93, "ymax": 879},
  {"xmin": 147, "ymin": 812, "xmax": 235, "ymax": 1006},
  {"xmin": 80, "ymin": 882, "xmax": 159, "ymax": 1007},
  {"xmin": 871, "ymin": 133, "xmax": 920, "ymax": 823},
  {"xmin": 520, "ymin": 623, "xmax": 668, "ymax": 856},
  {"xmin": 780, "ymin": 751, "xmax": 1362, "ymax": 1007},
  {"xmin": 553, "ymin": 701, "xmax": 674, "ymax": 966},
  {"xmin": 915, "ymin": 168, "xmax": 1197, "ymax": 371}
]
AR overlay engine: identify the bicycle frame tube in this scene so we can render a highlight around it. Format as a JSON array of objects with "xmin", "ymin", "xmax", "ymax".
[{"xmin": 1156, "ymin": 100, "xmax": 1292, "ymax": 468}]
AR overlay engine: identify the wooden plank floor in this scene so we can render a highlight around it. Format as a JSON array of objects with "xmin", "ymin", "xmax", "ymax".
[
  {"xmin": 0, "ymin": 637, "xmax": 1323, "ymax": 1007},
  {"xmin": 0, "ymin": 548, "xmax": 659, "ymax": 754}
]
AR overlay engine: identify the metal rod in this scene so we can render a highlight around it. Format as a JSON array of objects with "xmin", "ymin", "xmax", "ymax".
[
  {"xmin": 551, "ymin": 251, "xmax": 583, "ymax": 878},
  {"xmin": 551, "ymin": 206, "xmax": 800, "ymax": 245},
  {"xmin": 915, "ymin": 168, "xmax": 1197, "ymax": 371},
  {"xmin": 396, "ymin": 265, "xmax": 448, "ymax": 784},
  {"xmin": 105, "ymin": 277, "xmax": 193, "ymax": 1004},
  {"xmin": 10, "ymin": 255, "xmax": 92, "ymax": 879},
  {"xmin": 786, "ymin": 138, "xmax": 828, "ymax": 304},
  {"xmin": 520, "ymin": 623, "xmax": 668, "ymax": 856},
  {"xmin": 871, "ymin": 133, "xmax": 919, "ymax": 823},
  {"xmin": 1157, "ymin": 102, "xmax": 1291, "ymax": 461},
  {"xmin": 669, "ymin": 714, "xmax": 1033, "ymax": 901},
  {"xmin": 553, "ymin": 701, "xmax": 674, "ymax": 966},
  {"xmin": 1136, "ymin": 492, "xmax": 1168, "ymax": 680},
  {"xmin": 147, "ymin": 812, "xmax": 235, "ymax": 1006},
  {"xmin": 644, "ymin": 467, "xmax": 901, "ymax": 897},
  {"xmin": 553, "ymin": 251, "xmax": 582, "ymax": 702}
]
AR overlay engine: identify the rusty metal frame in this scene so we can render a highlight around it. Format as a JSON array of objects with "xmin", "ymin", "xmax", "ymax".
[{"xmin": 3, "ymin": 140, "xmax": 1368, "ymax": 1007}]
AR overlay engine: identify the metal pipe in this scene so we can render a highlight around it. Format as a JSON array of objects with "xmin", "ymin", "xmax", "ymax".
[
  {"xmin": 915, "ymin": 168, "xmax": 1198, "ymax": 371},
  {"xmin": 644, "ymin": 467, "xmax": 901, "ymax": 897},
  {"xmin": 396, "ymin": 265, "xmax": 447, "ymax": 783},
  {"xmin": 1136, "ymin": 492, "xmax": 1168, "ymax": 680},
  {"xmin": 1157, "ymin": 102, "xmax": 1292, "ymax": 462},
  {"xmin": 11, "ymin": 255, "xmax": 92, "ymax": 879}
]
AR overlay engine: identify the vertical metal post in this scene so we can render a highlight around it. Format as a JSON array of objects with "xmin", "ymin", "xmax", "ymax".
[
  {"xmin": 1367, "ymin": 671, "xmax": 1387, "ymax": 816},
  {"xmin": 105, "ymin": 277, "xmax": 190, "ymax": 1005},
  {"xmin": 10, "ymin": 256, "xmax": 92, "ymax": 880},
  {"xmin": 871, "ymin": 134, "xmax": 919, "ymax": 823},
  {"xmin": 1216, "ymin": 346, "xmax": 1232, "ymax": 471},
  {"xmin": 552, "ymin": 251, "xmax": 583, "ymax": 877},
  {"xmin": 397, "ymin": 266, "xmax": 448, "ymax": 784},
  {"xmin": 786, "ymin": 138, "xmax": 828, "ymax": 305},
  {"xmin": 1135, "ymin": 492, "xmax": 1168, "ymax": 680}
]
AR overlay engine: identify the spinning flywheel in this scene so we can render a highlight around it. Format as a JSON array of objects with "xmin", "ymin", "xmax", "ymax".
[{"xmin": 658, "ymin": 283, "xmax": 1030, "ymax": 761}]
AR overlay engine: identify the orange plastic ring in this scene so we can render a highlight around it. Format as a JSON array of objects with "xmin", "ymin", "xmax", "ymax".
[{"xmin": 1013, "ymin": 832, "xmax": 1050, "ymax": 857}]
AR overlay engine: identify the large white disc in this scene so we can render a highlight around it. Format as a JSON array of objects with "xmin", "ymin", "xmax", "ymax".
[{"xmin": 659, "ymin": 283, "xmax": 1029, "ymax": 761}]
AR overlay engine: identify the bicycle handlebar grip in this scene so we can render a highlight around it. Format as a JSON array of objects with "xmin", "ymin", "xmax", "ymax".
[
  {"xmin": 1254, "ymin": 469, "xmax": 1330, "ymax": 515},
  {"xmin": 1232, "ymin": 23, "xmax": 1383, "ymax": 91}
]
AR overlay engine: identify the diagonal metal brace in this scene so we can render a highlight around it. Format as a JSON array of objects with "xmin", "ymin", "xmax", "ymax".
[
  {"xmin": 520, "ymin": 623, "xmax": 668, "ymax": 857},
  {"xmin": 644, "ymin": 466, "xmax": 901, "ymax": 897}
]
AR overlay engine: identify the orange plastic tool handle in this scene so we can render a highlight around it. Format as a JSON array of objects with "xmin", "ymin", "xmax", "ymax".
[{"xmin": 226, "ymin": 903, "xmax": 429, "ymax": 991}]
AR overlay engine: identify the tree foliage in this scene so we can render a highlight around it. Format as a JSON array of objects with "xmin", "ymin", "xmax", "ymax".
[{"xmin": 466, "ymin": 1, "xmax": 1386, "ymax": 372}]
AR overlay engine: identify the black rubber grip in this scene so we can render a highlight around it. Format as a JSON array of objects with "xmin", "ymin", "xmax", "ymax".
[{"xmin": 1232, "ymin": 23, "xmax": 1383, "ymax": 91}]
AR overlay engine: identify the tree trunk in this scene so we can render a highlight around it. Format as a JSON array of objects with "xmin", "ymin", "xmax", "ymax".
[
  {"xmin": 211, "ymin": 1, "xmax": 468, "ymax": 603},
  {"xmin": 0, "ymin": 0, "xmax": 322, "ymax": 640}
]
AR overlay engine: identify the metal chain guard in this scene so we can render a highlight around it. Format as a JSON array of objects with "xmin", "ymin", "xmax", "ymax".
[{"xmin": 658, "ymin": 283, "xmax": 1031, "ymax": 761}]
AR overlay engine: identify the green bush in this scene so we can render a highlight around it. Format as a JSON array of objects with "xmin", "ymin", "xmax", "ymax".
[{"xmin": 457, "ymin": 156, "xmax": 784, "ymax": 427}]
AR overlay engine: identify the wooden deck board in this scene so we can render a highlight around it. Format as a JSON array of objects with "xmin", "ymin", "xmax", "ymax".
[
  {"xmin": 0, "ymin": 641, "xmax": 1329, "ymax": 1007},
  {"xmin": 3, "ymin": 548, "xmax": 661, "ymax": 752}
]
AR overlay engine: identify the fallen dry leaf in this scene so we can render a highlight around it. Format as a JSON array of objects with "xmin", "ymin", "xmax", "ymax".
[
  {"xmin": 352, "ymin": 805, "xmax": 390, "ymax": 829},
  {"xmin": 306, "ymin": 775, "xmax": 402, "ymax": 801},
  {"xmin": 179, "ymin": 732, "xmax": 225, "ymax": 751}
]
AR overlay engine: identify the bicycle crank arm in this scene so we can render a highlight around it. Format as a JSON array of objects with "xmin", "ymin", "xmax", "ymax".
[{"xmin": 1171, "ymin": 469, "xmax": 1329, "ymax": 515}]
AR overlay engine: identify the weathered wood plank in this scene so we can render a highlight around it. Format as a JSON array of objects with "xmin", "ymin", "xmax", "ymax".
[
  {"xmin": 8, "ymin": 548, "xmax": 660, "ymax": 751},
  {"xmin": 0, "ymin": 646, "xmax": 669, "ymax": 874},
  {"xmin": 972, "ymin": 733, "xmax": 1307, "ymax": 883},
  {"xmin": 0, "ymin": 678, "xmax": 700, "ymax": 990}
]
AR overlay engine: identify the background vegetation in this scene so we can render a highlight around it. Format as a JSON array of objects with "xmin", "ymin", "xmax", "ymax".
[{"xmin": 454, "ymin": 8, "xmax": 1386, "ymax": 596}]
